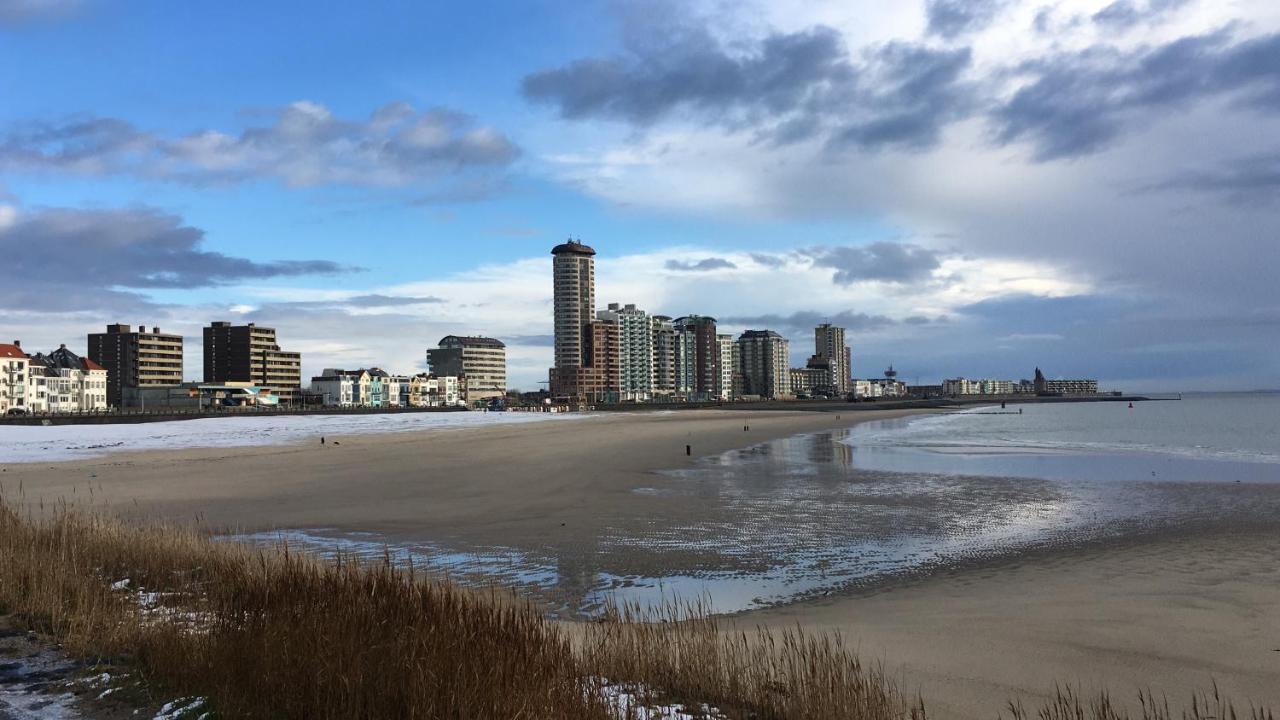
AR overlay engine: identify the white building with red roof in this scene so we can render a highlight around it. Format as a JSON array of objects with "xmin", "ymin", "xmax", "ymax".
[{"xmin": 0, "ymin": 341, "xmax": 30, "ymax": 414}]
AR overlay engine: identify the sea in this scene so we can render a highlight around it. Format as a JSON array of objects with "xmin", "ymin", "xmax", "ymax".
[{"xmin": 231, "ymin": 393, "xmax": 1280, "ymax": 617}]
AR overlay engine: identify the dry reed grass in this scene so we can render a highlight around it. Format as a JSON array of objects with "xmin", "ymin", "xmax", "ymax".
[
  {"xmin": 0, "ymin": 492, "xmax": 1271, "ymax": 720},
  {"xmin": 0, "ymin": 494, "xmax": 924, "ymax": 719},
  {"xmin": 1004, "ymin": 684, "xmax": 1275, "ymax": 720}
]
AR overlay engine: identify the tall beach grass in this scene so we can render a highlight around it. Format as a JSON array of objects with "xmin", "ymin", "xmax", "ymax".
[{"xmin": 0, "ymin": 493, "xmax": 1270, "ymax": 719}]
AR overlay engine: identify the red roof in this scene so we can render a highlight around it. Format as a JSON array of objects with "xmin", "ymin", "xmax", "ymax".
[
  {"xmin": 81, "ymin": 357, "xmax": 105, "ymax": 371},
  {"xmin": 0, "ymin": 344, "xmax": 27, "ymax": 360}
]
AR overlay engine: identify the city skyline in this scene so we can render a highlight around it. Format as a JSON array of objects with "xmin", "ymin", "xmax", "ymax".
[{"xmin": 2, "ymin": 1, "xmax": 1277, "ymax": 392}]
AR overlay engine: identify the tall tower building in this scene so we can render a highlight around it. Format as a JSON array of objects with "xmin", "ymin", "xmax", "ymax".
[
  {"xmin": 673, "ymin": 315, "xmax": 718, "ymax": 400},
  {"xmin": 551, "ymin": 239, "xmax": 596, "ymax": 368},
  {"xmin": 651, "ymin": 316, "xmax": 676, "ymax": 398},
  {"xmin": 737, "ymin": 329, "xmax": 790, "ymax": 399},
  {"xmin": 549, "ymin": 239, "xmax": 596, "ymax": 398},
  {"xmin": 814, "ymin": 323, "xmax": 851, "ymax": 395}
]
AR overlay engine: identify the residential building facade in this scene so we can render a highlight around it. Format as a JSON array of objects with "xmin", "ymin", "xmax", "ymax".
[
  {"xmin": 428, "ymin": 336, "xmax": 507, "ymax": 405},
  {"xmin": 650, "ymin": 315, "xmax": 677, "ymax": 398},
  {"xmin": 88, "ymin": 324, "xmax": 183, "ymax": 408},
  {"xmin": 673, "ymin": 315, "xmax": 719, "ymax": 400},
  {"xmin": 0, "ymin": 342, "xmax": 30, "ymax": 414},
  {"xmin": 813, "ymin": 324, "xmax": 852, "ymax": 396},
  {"xmin": 28, "ymin": 345, "xmax": 108, "ymax": 413},
  {"xmin": 737, "ymin": 330, "xmax": 790, "ymax": 399},
  {"xmin": 203, "ymin": 322, "xmax": 302, "ymax": 404},
  {"xmin": 598, "ymin": 303, "xmax": 652, "ymax": 400},
  {"xmin": 549, "ymin": 239, "xmax": 597, "ymax": 398}
]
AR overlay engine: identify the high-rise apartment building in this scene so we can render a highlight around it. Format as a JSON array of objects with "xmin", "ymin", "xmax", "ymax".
[
  {"xmin": 428, "ymin": 335, "xmax": 507, "ymax": 405},
  {"xmin": 673, "ymin": 315, "xmax": 719, "ymax": 400},
  {"xmin": 549, "ymin": 239, "xmax": 597, "ymax": 398},
  {"xmin": 651, "ymin": 315, "xmax": 677, "ymax": 398},
  {"xmin": 598, "ymin": 303, "xmax": 652, "ymax": 400},
  {"xmin": 203, "ymin": 322, "xmax": 303, "ymax": 403},
  {"xmin": 716, "ymin": 334, "xmax": 737, "ymax": 401},
  {"xmin": 737, "ymin": 329, "xmax": 790, "ymax": 399},
  {"xmin": 813, "ymin": 323, "xmax": 851, "ymax": 396},
  {"xmin": 89, "ymin": 324, "xmax": 183, "ymax": 407}
]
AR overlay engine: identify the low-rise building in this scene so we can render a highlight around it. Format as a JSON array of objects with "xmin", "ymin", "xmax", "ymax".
[
  {"xmin": 28, "ymin": 345, "xmax": 108, "ymax": 413},
  {"xmin": 1033, "ymin": 368, "xmax": 1098, "ymax": 395},
  {"xmin": 0, "ymin": 342, "xmax": 30, "ymax": 414},
  {"xmin": 310, "ymin": 368, "xmax": 370, "ymax": 407},
  {"xmin": 942, "ymin": 377, "xmax": 1015, "ymax": 396},
  {"xmin": 408, "ymin": 373, "xmax": 463, "ymax": 407}
]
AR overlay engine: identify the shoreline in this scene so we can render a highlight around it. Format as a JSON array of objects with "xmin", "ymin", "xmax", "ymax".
[{"xmin": 4, "ymin": 405, "xmax": 1277, "ymax": 716}]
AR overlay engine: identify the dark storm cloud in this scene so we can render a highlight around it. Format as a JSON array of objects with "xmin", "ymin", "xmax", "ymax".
[
  {"xmin": 803, "ymin": 242, "xmax": 943, "ymax": 285},
  {"xmin": 1140, "ymin": 152, "xmax": 1280, "ymax": 204},
  {"xmin": 664, "ymin": 257, "xmax": 737, "ymax": 271},
  {"xmin": 0, "ymin": 207, "xmax": 353, "ymax": 312},
  {"xmin": 0, "ymin": 101, "xmax": 519, "ymax": 187},
  {"xmin": 993, "ymin": 30, "xmax": 1280, "ymax": 160},
  {"xmin": 720, "ymin": 310, "xmax": 895, "ymax": 337},
  {"xmin": 829, "ymin": 44, "xmax": 972, "ymax": 151},
  {"xmin": 925, "ymin": 0, "xmax": 1008, "ymax": 39},
  {"xmin": 523, "ymin": 18, "xmax": 973, "ymax": 151}
]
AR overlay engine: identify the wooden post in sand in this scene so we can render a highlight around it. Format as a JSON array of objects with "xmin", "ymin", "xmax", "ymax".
[{"xmin": 686, "ymin": 445, "xmax": 691, "ymax": 456}]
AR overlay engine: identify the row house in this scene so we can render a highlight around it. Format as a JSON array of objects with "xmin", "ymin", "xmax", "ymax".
[
  {"xmin": 0, "ymin": 341, "xmax": 108, "ymax": 414},
  {"xmin": 310, "ymin": 368, "xmax": 464, "ymax": 408}
]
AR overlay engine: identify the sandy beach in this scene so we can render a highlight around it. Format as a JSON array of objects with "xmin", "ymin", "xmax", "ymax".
[{"xmin": 3, "ymin": 407, "xmax": 1278, "ymax": 716}]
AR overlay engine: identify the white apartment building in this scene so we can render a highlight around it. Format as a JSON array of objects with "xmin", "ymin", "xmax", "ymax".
[
  {"xmin": 30, "ymin": 345, "xmax": 108, "ymax": 413},
  {"xmin": 716, "ymin": 334, "xmax": 736, "ymax": 401},
  {"xmin": 310, "ymin": 368, "xmax": 370, "ymax": 407},
  {"xmin": 598, "ymin": 303, "xmax": 653, "ymax": 400},
  {"xmin": 942, "ymin": 377, "xmax": 1015, "ymax": 396},
  {"xmin": 1, "ymin": 342, "xmax": 107, "ymax": 414},
  {"xmin": 409, "ymin": 373, "xmax": 463, "ymax": 407},
  {"xmin": 0, "ymin": 342, "xmax": 30, "ymax": 414},
  {"xmin": 855, "ymin": 378, "xmax": 908, "ymax": 398}
]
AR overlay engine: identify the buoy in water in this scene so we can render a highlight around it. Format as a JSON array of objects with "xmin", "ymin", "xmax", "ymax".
[{"xmin": 1128, "ymin": 402, "xmax": 1134, "ymax": 409}]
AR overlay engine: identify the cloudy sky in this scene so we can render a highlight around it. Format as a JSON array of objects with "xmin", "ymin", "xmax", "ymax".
[{"xmin": 1, "ymin": 0, "xmax": 1277, "ymax": 391}]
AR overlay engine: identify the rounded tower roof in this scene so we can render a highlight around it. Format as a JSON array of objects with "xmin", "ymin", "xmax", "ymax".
[{"xmin": 551, "ymin": 239, "xmax": 596, "ymax": 256}]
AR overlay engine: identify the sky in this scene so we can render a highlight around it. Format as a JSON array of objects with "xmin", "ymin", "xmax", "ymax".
[{"xmin": 1, "ymin": 0, "xmax": 1278, "ymax": 392}]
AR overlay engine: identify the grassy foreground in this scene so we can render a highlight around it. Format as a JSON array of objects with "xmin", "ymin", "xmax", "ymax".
[{"xmin": 0, "ymin": 495, "xmax": 1271, "ymax": 719}]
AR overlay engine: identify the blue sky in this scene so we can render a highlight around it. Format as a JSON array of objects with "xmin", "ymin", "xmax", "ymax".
[{"xmin": 2, "ymin": 0, "xmax": 1278, "ymax": 391}]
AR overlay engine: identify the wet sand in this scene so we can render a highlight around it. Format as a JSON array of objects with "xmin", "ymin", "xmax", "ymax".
[
  {"xmin": 4, "ymin": 408, "xmax": 1278, "ymax": 715},
  {"xmin": 750, "ymin": 527, "xmax": 1280, "ymax": 717},
  {"xmin": 0, "ymin": 408, "xmax": 910, "ymax": 544}
]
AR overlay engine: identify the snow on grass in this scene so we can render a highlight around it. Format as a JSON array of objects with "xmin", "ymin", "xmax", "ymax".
[
  {"xmin": 153, "ymin": 697, "xmax": 207, "ymax": 720},
  {"xmin": 0, "ymin": 410, "xmax": 589, "ymax": 463},
  {"xmin": 593, "ymin": 678, "xmax": 724, "ymax": 720}
]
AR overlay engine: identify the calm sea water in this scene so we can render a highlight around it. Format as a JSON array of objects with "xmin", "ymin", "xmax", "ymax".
[{"xmin": 844, "ymin": 393, "xmax": 1280, "ymax": 483}]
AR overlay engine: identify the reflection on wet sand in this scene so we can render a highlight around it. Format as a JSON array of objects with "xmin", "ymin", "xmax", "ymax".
[{"xmin": 230, "ymin": 427, "xmax": 1280, "ymax": 617}]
